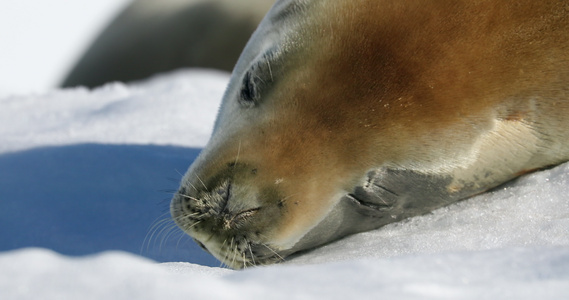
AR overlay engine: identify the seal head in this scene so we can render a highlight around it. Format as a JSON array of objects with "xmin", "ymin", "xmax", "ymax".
[{"xmin": 171, "ymin": 0, "xmax": 569, "ymax": 269}]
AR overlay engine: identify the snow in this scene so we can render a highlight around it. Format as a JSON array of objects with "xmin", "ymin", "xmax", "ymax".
[
  {"xmin": 2, "ymin": 247, "xmax": 569, "ymax": 299},
  {"xmin": 0, "ymin": 70, "xmax": 229, "ymax": 267},
  {"xmin": 0, "ymin": 70, "xmax": 227, "ymax": 154},
  {"xmin": 1, "ymin": 69, "xmax": 568, "ymax": 299}
]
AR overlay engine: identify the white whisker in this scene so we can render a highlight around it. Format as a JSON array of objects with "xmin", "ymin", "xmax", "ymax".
[
  {"xmin": 196, "ymin": 174, "xmax": 208, "ymax": 191},
  {"xmin": 187, "ymin": 181, "xmax": 198, "ymax": 192},
  {"xmin": 266, "ymin": 58, "xmax": 274, "ymax": 82},
  {"xmin": 177, "ymin": 193, "xmax": 200, "ymax": 202},
  {"xmin": 234, "ymin": 140, "xmax": 242, "ymax": 166}
]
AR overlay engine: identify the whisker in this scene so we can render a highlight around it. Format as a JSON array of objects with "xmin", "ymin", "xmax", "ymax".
[
  {"xmin": 175, "ymin": 228, "xmax": 191, "ymax": 250},
  {"xmin": 262, "ymin": 243, "xmax": 285, "ymax": 262},
  {"xmin": 141, "ymin": 212, "xmax": 174, "ymax": 254},
  {"xmin": 186, "ymin": 220, "xmax": 202, "ymax": 231},
  {"xmin": 187, "ymin": 181, "xmax": 199, "ymax": 192},
  {"xmin": 154, "ymin": 220, "xmax": 179, "ymax": 250},
  {"xmin": 196, "ymin": 174, "xmax": 208, "ymax": 191},
  {"xmin": 219, "ymin": 239, "xmax": 229, "ymax": 268},
  {"xmin": 231, "ymin": 237, "xmax": 238, "ymax": 268},
  {"xmin": 266, "ymin": 58, "xmax": 274, "ymax": 82},
  {"xmin": 174, "ymin": 169, "xmax": 184, "ymax": 177},
  {"xmin": 234, "ymin": 140, "xmax": 242, "ymax": 166},
  {"xmin": 177, "ymin": 193, "xmax": 200, "ymax": 202},
  {"xmin": 254, "ymin": 74, "xmax": 266, "ymax": 85},
  {"xmin": 158, "ymin": 223, "xmax": 181, "ymax": 252},
  {"xmin": 247, "ymin": 240, "xmax": 256, "ymax": 266},
  {"xmin": 254, "ymin": 236, "xmax": 285, "ymax": 262}
]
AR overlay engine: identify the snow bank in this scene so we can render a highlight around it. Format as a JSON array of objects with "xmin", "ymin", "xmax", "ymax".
[
  {"xmin": 0, "ymin": 70, "xmax": 229, "ymax": 266},
  {"xmin": 2, "ymin": 247, "xmax": 568, "ymax": 299},
  {"xmin": 1, "ymin": 69, "xmax": 568, "ymax": 299},
  {"xmin": 0, "ymin": 69, "xmax": 229, "ymax": 154}
]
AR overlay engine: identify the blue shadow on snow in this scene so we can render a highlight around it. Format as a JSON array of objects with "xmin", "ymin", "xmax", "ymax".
[{"xmin": 0, "ymin": 143, "xmax": 219, "ymax": 267}]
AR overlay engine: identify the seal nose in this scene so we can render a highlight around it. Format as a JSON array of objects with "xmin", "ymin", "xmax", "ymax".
[
  {"xmin": 211, "ymin": 177, "xmax": 262, "ymax": 221},
  {"xmin": 172, "ymin": 166, "xmax": 264, "ymax": 231},
  {"xmin": 221, "ymin": 207, "xmax": 260, "ymax": 230},
  {"xmin": 171, "ymin": 162, "xmax": 289, "ymax": 268}
]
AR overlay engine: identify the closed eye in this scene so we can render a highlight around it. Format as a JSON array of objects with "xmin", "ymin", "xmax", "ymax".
[
  {"xmin": 237, "ymin": 48, "xmax": 280, "ymax": 108},
  {"xmin": 239, "ymin": 71, "xmax": 259, "ymax": 107}
]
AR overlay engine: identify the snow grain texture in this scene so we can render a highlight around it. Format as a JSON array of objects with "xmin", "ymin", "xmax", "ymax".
[
  {"xmin": 1, "ymin": 247, "xmax": 568, "ymax": 300},
  {"xmin": 0, "ymin": 69, "xmax": 228, "ymax": 154}
]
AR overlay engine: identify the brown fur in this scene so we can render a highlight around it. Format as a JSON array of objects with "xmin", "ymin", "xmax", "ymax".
[{"xmin": 172, "ymin": 0, "xmax": 569, "ymax": 268}]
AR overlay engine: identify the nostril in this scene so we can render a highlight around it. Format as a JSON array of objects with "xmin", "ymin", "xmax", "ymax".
[
  {"xmin": 223, "ymin": 208, "xmax": 261, "ymax": 229},
  {"xmin": 214, "ymin": 180, "xmax": 231, "ymax": 197},
  {"xmin": 234, "ymin": 207, "xmax": 260, "ymax": 221},
  {"xmin": 214, "ymin": 180, "xmax": 232, "ymax": 213}
]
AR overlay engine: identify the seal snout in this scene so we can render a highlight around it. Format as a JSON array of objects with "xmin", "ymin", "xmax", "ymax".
[
  {"xmin": 170, "ymin": 161, "xmax": 291, "ymax": 268},
  {"xmin": 172, "ymin": 173, "xmax": 263, "ymax": 231}
]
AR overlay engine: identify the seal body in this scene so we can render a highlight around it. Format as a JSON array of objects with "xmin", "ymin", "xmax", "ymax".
[
  {"xmin": 61, "ymin": 0, "xmax": 275, "ymax": 88},
  {"xmin": 171, "ymin": 0, "xmax": 569, "ymax": 269}
]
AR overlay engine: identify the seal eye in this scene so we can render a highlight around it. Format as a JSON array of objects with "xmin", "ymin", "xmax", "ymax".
[
  {"xmin": 239, "ymin": 71, "xmax": 260, "ymax": 107},
  {"xmin": 238, "ymin": 48, "xmax": 280, "ymax": 108}
]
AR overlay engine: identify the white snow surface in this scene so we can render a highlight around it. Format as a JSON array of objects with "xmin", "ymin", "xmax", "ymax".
[
  {"xmin": 1, "ymin": 70, "xmax": 568, "ymax": 299},
  {"xmin": 0, "ymin": 70, "xmax": 228, "ymax": 154}
]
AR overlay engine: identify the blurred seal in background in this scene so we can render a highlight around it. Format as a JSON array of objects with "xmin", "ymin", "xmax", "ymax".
[{"xmin": 61, "ymin": 0, "xmax": 275, "ymax": 88}]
